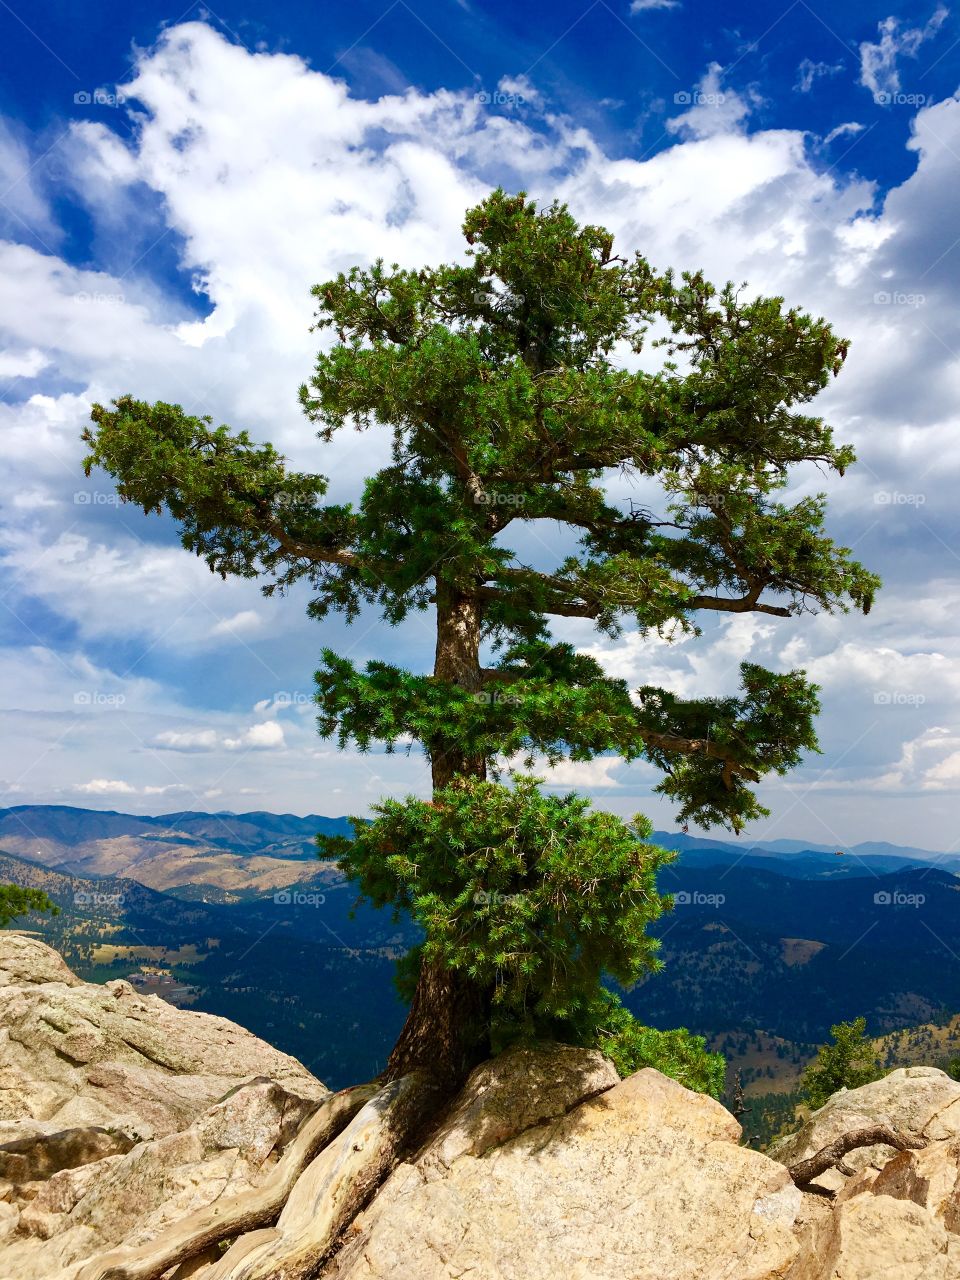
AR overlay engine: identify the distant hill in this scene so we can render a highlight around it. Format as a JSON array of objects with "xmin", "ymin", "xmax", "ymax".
[
  {"xmin": 0, "ymin": 805, "xmax": 354, "ymax": 900},
  {"xmin": 623, "ymin": 862, "xmax": 960, "ymax": 1048},
  {"xmin": 2, "ymin": 805, "xmax": 953, "ymax": 891},
  {"xmin": 0, "ymin": 805, "xmax": 352, "ymax": 849},
  {"xmin": 4, "ymin": 805, "xmax": 960, "ymax": 1092},
  {"xmin": 653, "ymin": 829, "xmax": 960, "ymax": 879},
  {"xmin": 0, "ymin": 847, "xmax": 407, "ymax": 1088}
]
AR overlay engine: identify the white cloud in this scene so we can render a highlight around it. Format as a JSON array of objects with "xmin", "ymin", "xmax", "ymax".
[
  {"xmin": 541, "ymin": 757, "xmax": 626, "ymax": 788},
  {"xmin": 1, "ymin": 21, "xmax": 959, "ymax": 843},
  {"xmin": 859, "ymin": 7, "xmax": 948, "ymax": 101},
  {"xmin": 795, "ymin": 59, "xmax": 844, "ymax": 93},
  {"xmin": 73, "ymin": 778, "xmax": 137, "ymax": 795},
  {"xmin": 153, "ymin": 721, "xmax": 285, "ymax": 752},
  {"xmin": 153, "ymin": 729, "xmax": 220, "ymax": 752},
  {"xmin": 823, "ymin": 122, "xmax": 865, "ymax": 146},
  {"xmin": 211, "ymin": 610, "xmax": 262, "ymax": 637},
  {"xmin": 224, "ymin": 720, "xmax": 285, "ymax": 751},
  {"xmin": 496, "ymin": 75, "xmax": 541, "ymax": 106},
  {"xmin": 0, "ymin": 347, "xmax": 50, "ymax": 378},
  {"xmin": 0, "ymin": 119, "xmax": 58, "ymax": 245},
  {"xmin": 71, "ymin": 778, "xmax": 191, "ymax": 797},
  {"xmin": 667, "ymin": 64, "xmax": 757, "ymax": 139},
  {"xmin": 630, "ymin": 0, "xmax": 680, "ymax": 11}
]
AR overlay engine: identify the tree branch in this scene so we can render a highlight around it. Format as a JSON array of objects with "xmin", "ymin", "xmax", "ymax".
[
  {"xmin": 475, "ymin": 584, "xmax": 596, "ymax": 619},
  {"xmin": 264, "ymin": 519, "xmax": 359, "ymax": 568},
  {"xmin": 787, "ymin": 1126, "xmax": 927, "ymax": 1192},
  {"xmin": 478, "ymin": 565, "xmax": 793, "ymax": 623},
  {"xmin": 687, "ymin": 592, "xmax": 792, "ymax": 618},
  {"xmin": 639, "ymin": 731, "xmax": 761, "ymax": 783}
]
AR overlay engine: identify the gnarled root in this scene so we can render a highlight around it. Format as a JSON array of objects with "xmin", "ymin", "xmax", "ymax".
[
  {"xmin": 201, "ymin": 1072, "xmax": 436, "ymax": 1280},
  {"xmin": 788, "ymin": 1125, "xmax": 927, "ymax": 1192},
  {"xmin": 72, "ymin": 1081, "xmax": 380, "ymax": 1280}
]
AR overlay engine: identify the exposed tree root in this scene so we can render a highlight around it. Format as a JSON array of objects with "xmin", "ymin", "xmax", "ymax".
[
  {"xmin": 198, "ymin": 1072, "xmax": 436, "ymax": 1280},
  {"xmin": 71, "ymin": 1082, "xmax": 380, "ymax": 1280},
  {"xmin": 788, "ymin": 1125, "xmax": 927, "ymax": 1192}
]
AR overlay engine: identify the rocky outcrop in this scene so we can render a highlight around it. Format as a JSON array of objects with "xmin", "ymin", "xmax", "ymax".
[
  {"xmin": 771, "ymin": 1066, "xmax": 960, "ymax": 1185},
  {"xmin": 0, "ymin": 932, "xmax": 327, "ymax": 1146},
  {"xmin": 771, "ymin": 1067, "xmax": 960, "ymax": 1279},
  {"xmin": 0, "ymin": 933, "xmax": 328, "ymax": 1279},
  {"xmin": 8, "ymin": 935, "xmax": 960, "ymax": 1280},
  {"xmin": 321, "ymin": 1056, "xmax": 803, "ymax": 1280}
]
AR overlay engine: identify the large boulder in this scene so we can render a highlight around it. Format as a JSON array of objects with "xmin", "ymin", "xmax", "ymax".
[
  {"xmin": 770, "ymin": 1067, "xmax": 960, "ymax": 1197},
  {"xmin": 769, "ymin": 1069, "xmax": 960, "ymax": 1279},
  {"xmin": 772, "ymin": 1068, "xmax": 960, "ymax": 1167},
  {"xmin": 0, "ymin": 932, "xmax": 327, "ymax": 1145},
  {"xmin": 324, "ymin": 1052, "xmax": 802, "ymax": 1280}
]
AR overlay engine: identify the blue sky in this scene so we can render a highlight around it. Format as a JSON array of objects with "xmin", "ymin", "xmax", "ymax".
[{"xmin": 1, "ymin": 1, "xmax": 959, "ymax": 847}]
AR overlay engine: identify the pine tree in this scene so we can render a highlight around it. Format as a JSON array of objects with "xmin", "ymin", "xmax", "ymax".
[
  {"xmin": 800, "ymin": 1017, "xmax": 882, "ymax": 1109},
  {"xmin": 84, "ymin": 188, "xmax": 878, "ymax": 1089},
  {"xmin": 0, "ymin": 885, "xmax": 59, "ymax": 928}
]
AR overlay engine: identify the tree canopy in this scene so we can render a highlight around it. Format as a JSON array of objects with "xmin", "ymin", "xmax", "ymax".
[
  {"xmin": 0, "ymin": 885, "xmax": 59, "ymax": 929},
  {"xmin": 83, "ymin": 188, "xmax": 877, "ymax": 1087},
  {"xmin": 800, "ymin": 1017, "xmax": 883, "ymax": 1109}
]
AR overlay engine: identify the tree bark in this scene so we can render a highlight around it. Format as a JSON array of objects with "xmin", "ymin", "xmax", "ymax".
[
  {"xmin": 385, "ymin": 580, "xmax": 492, "ymax": 1087},
  {"xmin": 787, "ymin": 1125, "xmax": 926, "ymax": 1191},
  {"xmin": 429, "ymin": 582, "xmax": 486, "ymax": 791},
  {"xmin": 198, "ymin": 1075, "xmax": 434, "ymax": 1280},
  {"xmin": 385, "ymin": 955, "xmax": 491, "ymax": 1088},
  {"xmin": 71, "ymin": 1083, "xmax": 379, "ymax": 1280}
]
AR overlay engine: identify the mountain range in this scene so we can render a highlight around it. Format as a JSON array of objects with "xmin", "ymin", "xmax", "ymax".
[{"xmin": 2, "ymin": 805, "xmax": 959, "ymax": 1093}]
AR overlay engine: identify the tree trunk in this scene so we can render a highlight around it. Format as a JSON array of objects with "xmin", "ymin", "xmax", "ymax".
[
  {"xmin": 429, "ymin": 583, "xmax": 486, "ymax": 790},
  {"xmin": 385, "ymin": 582, "xmax": 491, "ymax": 1087},
  {"xmin": 385, "ymin": 956, "xmax": 491, "ymax": 1088}
]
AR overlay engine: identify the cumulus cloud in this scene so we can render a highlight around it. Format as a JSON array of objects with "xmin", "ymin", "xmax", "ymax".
[
  {"xmin": 1, "ymin": 20, "xmax": 959, "ymax": 843},
  {"xmin": 153, "ymin": 721, "xmax": 285, "ymax": 752},
  {"xmin": 72, "ymin": 778, "xmax": 137, "ymax": 795},
  {"xmin": 70, "ymin": 778, "xmax": 190, "ymax": 796},
  {"xmin": 666, "ymin": 64, "xmax": 757, "ymax": 139},
  {"xmin": 223, "ymin": 721, "xmax": 286, "ymax": 751},
  {"xmin": 210, "ymin": 610, "xmax": 263, "ymax": 637},
  {"xmin": 540, "ymin": 757, "xmax": 628, "ymax": 789}
]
